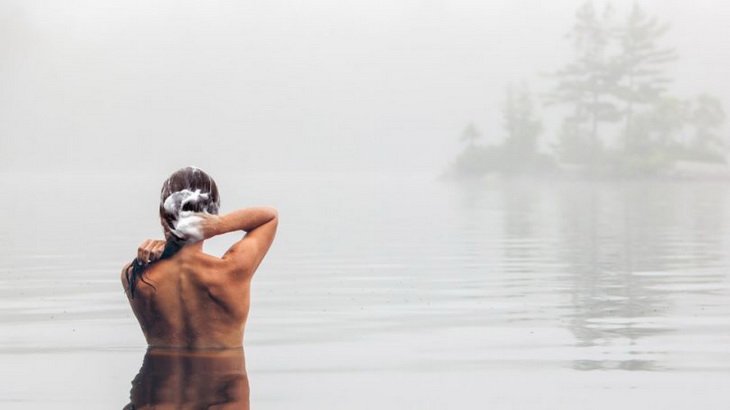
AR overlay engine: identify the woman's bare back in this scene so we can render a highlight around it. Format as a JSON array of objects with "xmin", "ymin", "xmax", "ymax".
[
  {"xmin": 123, "ymin": 245, "xmax": 250, "ymax": 348},
  {"xmin": 122, "ymin": 207, "xmax": 278, "ymax": 349}
]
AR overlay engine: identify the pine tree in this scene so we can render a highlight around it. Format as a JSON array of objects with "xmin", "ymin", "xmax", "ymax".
[
  {"xmin": 548, "ymin": 2, "xmax": 620, "ymax": 163},
  {"xmin": 503, "ymin": 83, "xmax": 542, "ymax": 156},
  {"xmin": 614, "ymin": 4, "xmax": 678, "ymax": 152}
]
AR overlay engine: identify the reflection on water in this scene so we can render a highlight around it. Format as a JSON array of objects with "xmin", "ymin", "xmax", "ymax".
[
  {"xmin": 555, "ymin": 183, "xmax": 675, "ymax": 371},
  {"xmin": 485, "ymin": 179, "xmax": 730, "ymax": 372},
  {"xmin": 124, "ymin": 348, "xmax": 248, "ymax": 410}
]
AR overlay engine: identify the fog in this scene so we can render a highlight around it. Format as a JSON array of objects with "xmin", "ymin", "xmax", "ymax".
[
  {"xmin": 4, "ymin": 3, "xmax": 730, "ymax": 408},
  {"xmin": 2, "ymin": 0, "xmax": 729, "ymax": 177}
]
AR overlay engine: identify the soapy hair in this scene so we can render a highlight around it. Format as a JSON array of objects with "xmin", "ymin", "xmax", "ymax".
[{"xmin": 124, "ymin": 166, "xmax": 220, "ymax": 298}]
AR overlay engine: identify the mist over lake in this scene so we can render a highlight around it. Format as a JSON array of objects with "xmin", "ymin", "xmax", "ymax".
[{"xmin": 2, "ymin": 1, "xmax": 730, "ymax": 409}]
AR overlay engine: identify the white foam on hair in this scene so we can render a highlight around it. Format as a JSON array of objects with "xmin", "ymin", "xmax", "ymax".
[
  {"xmin": 163, "ymin": 189, "xmax": 209, "ymax": 214},
  {"xmin": 162, "ymin": 189, "xmax": 212, "ymax": 243},
  {"xmin": 172, "ymin": 212, "xmax": 205, "ymax": 242}
]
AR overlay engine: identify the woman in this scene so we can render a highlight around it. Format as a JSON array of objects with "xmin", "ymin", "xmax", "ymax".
[{"xmin": 121, "ymin": 166, "xmax": 278, "ymax": 349}]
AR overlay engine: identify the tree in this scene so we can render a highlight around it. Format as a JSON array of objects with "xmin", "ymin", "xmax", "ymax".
[
  {"xmin": 629, "ymin": 96, "xmax": 688, "ymax": 152},
  {"xmin": 614, "ymin": 3, "xmax": 678, "ymax": 152},
  {"xmin": 623, "ymin": 94, "xmax": 726, "ymax": 166},
  {"xmin": 548, "ymin": 2, "xmax": 621, "ymax": 163},
  {"xmin": 555, "ymin": 118, "xmax": 592, "ymax": 163},
  {"xmin": 688, "ymin": 94, "xmax": 726, "ymax": 154},
  {"xmin": 459, "ymin": 123, "xmax": 482, "ymax": 147},
  {"xmin": 503, "ymin": 83, "xmax": 543, "ymax": 156}
]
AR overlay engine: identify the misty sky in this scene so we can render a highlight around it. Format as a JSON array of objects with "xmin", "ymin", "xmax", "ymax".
[{"xmin": 2, "ymin": 0, "xmax": 729, "ymax": 176}]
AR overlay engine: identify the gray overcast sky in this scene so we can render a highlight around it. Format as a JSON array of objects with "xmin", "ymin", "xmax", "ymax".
[{"xmin": 2, "ymin": 0, "xmax": 729, "ymax": 176}]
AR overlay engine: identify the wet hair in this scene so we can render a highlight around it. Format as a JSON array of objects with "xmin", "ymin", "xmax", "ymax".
[{"xmin": 124, "ymin": 166, "xmax": 220, "ymax": 298}]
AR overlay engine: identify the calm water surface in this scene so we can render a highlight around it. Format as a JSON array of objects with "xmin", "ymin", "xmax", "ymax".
[{"xmin": 1, "ymin": 173, "xmax": 729, "ymax": 409}]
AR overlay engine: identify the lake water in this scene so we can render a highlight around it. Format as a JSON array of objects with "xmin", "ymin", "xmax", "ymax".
[{"xmin": 1, "ymin": 172, "xmax": 729, "ymax": 409}]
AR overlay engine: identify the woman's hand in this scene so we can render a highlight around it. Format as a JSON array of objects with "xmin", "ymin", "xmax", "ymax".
[
  {"xmin": 198, "ymin": 213, "xmax": 223, "ymax": 240},
  {"xmin": 137, "ymin": 239, "xmax": 166, "ymax": 263}
]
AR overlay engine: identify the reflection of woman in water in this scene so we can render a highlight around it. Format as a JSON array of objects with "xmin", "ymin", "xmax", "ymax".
[
  {"xmin": 124, "ymin": 348, "xmax": 249, "ymax": 409},
  {"xmin": 120, "ymin": 166, "xmax": 277, "ymax": 407},
  {"xmin": 121, "ymin": 166, "xmax": 278, "ymax": 348}
]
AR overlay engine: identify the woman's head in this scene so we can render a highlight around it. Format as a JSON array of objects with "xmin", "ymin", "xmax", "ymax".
[
  {"xmin": 125, "ymin": 167, "xmax": 220, "ymax": 299},
  {"xmin": 159, "ymin": 166, "xmax": 220, "ymax": 242}
]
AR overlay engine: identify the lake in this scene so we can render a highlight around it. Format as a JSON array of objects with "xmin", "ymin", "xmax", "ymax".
[{"xmin": 1, "ymin": 172, "xmax": 729, "ymax": 409}]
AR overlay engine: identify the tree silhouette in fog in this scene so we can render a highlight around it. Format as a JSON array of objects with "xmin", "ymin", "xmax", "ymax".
[
  {"xmin": 447, "ymin": 83, "xmax": 554, "ymax": 177},
  {"xmin": 548, "ymin": 2, "xmax": 620, "ymax": 164},
  {"xmin": 448, "ymin": 1, "xmax": 727, "ymax": 179},
  {"xmin": 615, "ymin": 4, "xmax": 678, "ymax": 152}
]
